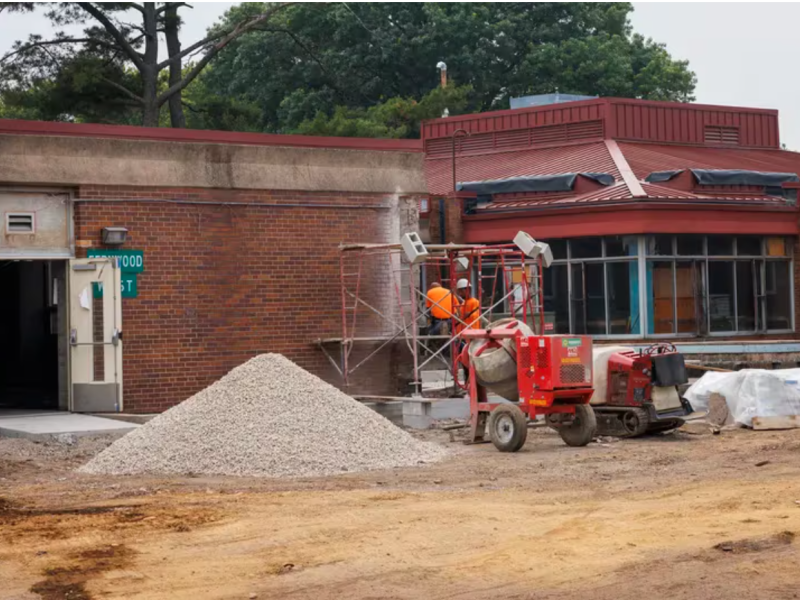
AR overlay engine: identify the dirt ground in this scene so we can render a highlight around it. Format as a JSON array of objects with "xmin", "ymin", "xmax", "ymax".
[{"xmin": 2, "ymin": 425, "xmax": 800, "ymax": 600}]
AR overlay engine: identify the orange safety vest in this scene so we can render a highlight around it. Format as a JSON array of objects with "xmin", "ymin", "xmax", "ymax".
[
  {"xmin": 457, "ymin": 297, "xmax": 481, "ymax": 333},
  {"xmin": 426, "ymin": 286, "xmax": 459, "ymax": 319}
]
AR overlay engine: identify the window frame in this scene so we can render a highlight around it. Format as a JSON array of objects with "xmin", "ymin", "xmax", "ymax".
[{"xmin": 476, "ymin": 234, "xmax": 794, "ymax": 339}]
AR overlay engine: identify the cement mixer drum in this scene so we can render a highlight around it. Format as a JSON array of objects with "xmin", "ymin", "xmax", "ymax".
[{"xmin": 467, "ymin": 318, "xmax": 534, "ymax": 401}]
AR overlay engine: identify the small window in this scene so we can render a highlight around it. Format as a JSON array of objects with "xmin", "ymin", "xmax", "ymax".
[
  {"xmin": 647, "ymin": 235, "xmax": 673, "ymax": 256},
  {"xmin": 570, "ymin": 237, "xmax": 602, "ymax": 259},
  {"xmin": 766, "ymin": 236, "xmax": 788, "ymax": 257},
  {"xmin": 543, "ymin": 239, "xmax": 567, "ymax": 260},
  {"xmin": 707, "ymin": 235, "xmax": 734, "ymax": 256},
  {"xmin": 605, "ymin": 235, "xmax": 638, "ymax": 257},
  {"xmin": 5, "ymin": 213, "xmax": 34, "ymax": 234},
  {"xmin": 676, "ymin": 235, "xmax": 704, "ymax": 256},
  {"xmin": 736, "ymin": 236, "xmax": 762, "ymax": 256}
]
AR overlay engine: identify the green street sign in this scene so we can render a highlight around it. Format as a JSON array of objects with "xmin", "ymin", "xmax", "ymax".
[
  {"xmin": 93, "ymin": 273, "xmax": 138, "ymax": 299},
  {"xmin": 87, "ymin": 249, "xmax": 144, "ymax": 273}
]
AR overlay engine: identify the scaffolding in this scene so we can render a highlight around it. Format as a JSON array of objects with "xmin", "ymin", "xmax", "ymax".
[{"xmin": 317, "ymin": 241, "xmax": 545, "ymax": 396}]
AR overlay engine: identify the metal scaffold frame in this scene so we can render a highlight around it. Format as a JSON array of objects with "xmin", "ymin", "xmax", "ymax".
[{"xmin": 317, "ymin": 241, "xmax": 545, "ymax": 397}]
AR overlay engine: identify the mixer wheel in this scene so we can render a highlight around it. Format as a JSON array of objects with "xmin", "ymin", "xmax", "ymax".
[
  {"xmin": 557, "ymin": 405, "xmax": 597, "ymax": 447},
  {"xmin": 488, "ymin": 405, "xmax": 528, "ymax": 452}
]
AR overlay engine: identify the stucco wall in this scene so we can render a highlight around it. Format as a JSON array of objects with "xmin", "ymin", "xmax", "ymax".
[{"xmin": 0, "ymin": 134, "xmax": 427, "ymax": 194}]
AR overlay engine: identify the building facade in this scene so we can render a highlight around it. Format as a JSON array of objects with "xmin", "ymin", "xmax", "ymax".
[
  {"xmin": 423, "ymin": 98, "xmax": 800, "ymax": 344},
  {"xmin": 0, "ymin": 121, "xmax": 425, "ymax": 413}
]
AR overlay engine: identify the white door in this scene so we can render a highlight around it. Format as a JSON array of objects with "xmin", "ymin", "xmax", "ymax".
[{"xmin": 68, "ymin": 258, "xmax": 123, "ymax": 412}]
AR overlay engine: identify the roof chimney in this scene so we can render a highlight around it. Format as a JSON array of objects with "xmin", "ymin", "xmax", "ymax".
[{"xmin": 436, "ymin": 61, "xmax": 447, "ymax": 88}]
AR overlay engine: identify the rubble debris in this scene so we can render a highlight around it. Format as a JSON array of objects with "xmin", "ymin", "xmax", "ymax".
[{"xmin": 80, "ymin": 354, "xmax": 448, "ymax": 478}]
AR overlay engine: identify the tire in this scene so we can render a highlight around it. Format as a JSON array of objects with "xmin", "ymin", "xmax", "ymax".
[
  {"xmin": 488, "ymin": 404, "xmax": 528, "ymax": 452},
  {"xmin": 621, "ymin": 407, "xmax": 650, "ymax": 438},
  {"xmin": 558, "ymin": 404, "xmax": 597, "ymax": 447}
]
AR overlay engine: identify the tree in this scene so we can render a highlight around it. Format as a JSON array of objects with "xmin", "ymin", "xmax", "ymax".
[
  {"xmin": 0, "ymin": 2, "xmax": 293, "ymax": 127},
  {"xmin": 293, "ymin": 84, "xmax": 472, "ymax": 139},
  {"xmin": 202, "ymin": 2, "xmax": 695, "ymax": 134}
]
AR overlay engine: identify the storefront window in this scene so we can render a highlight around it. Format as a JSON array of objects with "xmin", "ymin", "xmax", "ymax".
[
  {"xmin": 736, "ymin": 261, "xmax": 756, "ymax": 331},
  {"xmin": 605, "ymin": 235, "xmax": 638, "ymax": 257},
  {"xmin": 607, "ymin": 262, "xmax": 640, "ymax": 334},
  {"xmin": 737, "ymin": 236, "xmax": 762, "ymax": 256},
  {"xmin": 707, "ymin": 235, "xmax": 734, "ymax": 256},
  {"xmin": 766, "ymin": 261, "xmax": 792, "ymax": 330},
  {"xmin": 675, "ymin": 261, "xmax": 702, "ymax": 334},
  {"xmin": 647, "ymin": 261, "xmax": 675, "ymax": 334},
  {"xmin": 676, "ymin": 235, "xmax": 704, "ymax": 256},
  {"xmin": 480, "ymin": 235, "xmax": 793, "ymax": 338},
  {"xmin": 647, "ymin": 234, "xmax": 673, "ymax": 256},
  {"xmin": 570, "ymin": 237, "xmax": 602, "ymax": 259},
  {"xmin": 708, "ymin": 261, "xmax": 735, "ymax": 331},
  {"xmin": 542, "ymin": 265, "xmax": 568, "ymax": 333}
]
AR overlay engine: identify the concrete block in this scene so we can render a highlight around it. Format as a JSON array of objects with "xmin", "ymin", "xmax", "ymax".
[
  {"xmin": 403, "ymin": 414, "xmax": 433, "ymax": 429},
  {"xmin": 402, "ymin": 399, "xmax": 432, "ymax": 417},
  {"xmin": 430, "ymin": 397, "xmax": 470, "ymax": 420}
]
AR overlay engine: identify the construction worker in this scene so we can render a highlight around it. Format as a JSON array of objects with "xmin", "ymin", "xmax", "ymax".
[
  {"xmin": 425, "ymin": 281, "xmax": 459, "ymax": 336},
  {"xmin": 456, "ymin": 278, "xmax": 481, "ymax": 335}
]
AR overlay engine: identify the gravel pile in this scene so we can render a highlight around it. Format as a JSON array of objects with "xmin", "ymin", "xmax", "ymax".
[{"xmin": 79, "ymin": 354, "xmax": 447, "ymax": 478}]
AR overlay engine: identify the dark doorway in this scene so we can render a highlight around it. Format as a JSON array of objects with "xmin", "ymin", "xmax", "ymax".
[{"xmin": 0, "ymin": 260, "xmax": 62, "ymax": 409}]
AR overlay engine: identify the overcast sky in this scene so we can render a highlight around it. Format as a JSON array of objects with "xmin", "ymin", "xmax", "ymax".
[{"xmin": 1, "ymin": 2, "xmax": 798, "ymax": 149}]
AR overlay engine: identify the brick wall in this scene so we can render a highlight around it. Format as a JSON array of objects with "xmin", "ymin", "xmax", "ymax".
[{"xmin": 75, "ymin": 185, "xmax": 422, "ymax": 413}]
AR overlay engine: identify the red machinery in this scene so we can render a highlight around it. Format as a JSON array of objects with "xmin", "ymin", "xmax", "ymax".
[
  {"xmin": 594, "ymin": 343, "xmax": 693, "ymax": 437},
  {"xmin": 460, "ymin": 321, "xmax": 596, "ymax": 452}
]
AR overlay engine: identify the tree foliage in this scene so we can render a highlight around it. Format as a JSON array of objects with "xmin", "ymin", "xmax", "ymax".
[
  {"xmin": 198, "ymin": 2, "xmax": 695, "ymax": 136},
  {"xmin": 0, "ymin": 2, "xmax": 293, "ymax": 127},
  {"xmin": 1, "ymin": 2, "xmax": 697, "ymax": 135},
  {"xmin": 293, "ymin": 84, "xmax": 472, "ymax": 138}
]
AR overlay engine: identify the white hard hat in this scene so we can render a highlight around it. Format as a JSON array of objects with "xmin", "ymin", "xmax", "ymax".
[{"xmin": 456, "ymin": 278, "xmax": 470, "ymax": 289}]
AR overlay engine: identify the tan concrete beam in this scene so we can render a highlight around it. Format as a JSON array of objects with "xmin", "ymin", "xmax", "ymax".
[{"xmin": 0, "ymin": 134, "xmax": 428, "ymax": 194}]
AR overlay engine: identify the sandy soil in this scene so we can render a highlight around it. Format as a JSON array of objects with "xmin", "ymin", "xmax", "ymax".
[{"xmin": 2, "ymin": 426, "xmax": 800, "ymax": 600}]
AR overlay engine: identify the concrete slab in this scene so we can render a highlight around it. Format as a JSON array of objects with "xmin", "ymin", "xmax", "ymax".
[
  {"xmin": 92, "ymin": 413, "xmax": 157, "ymax": 425},
  {"xmin": 0, "ymin": 412, "xmax": 138, "ymax": 440}
]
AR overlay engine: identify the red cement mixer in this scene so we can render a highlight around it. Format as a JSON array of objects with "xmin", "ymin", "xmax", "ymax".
[{"xmin": 459, "ymin": 319, "xmax": 596, "ymax": 452}]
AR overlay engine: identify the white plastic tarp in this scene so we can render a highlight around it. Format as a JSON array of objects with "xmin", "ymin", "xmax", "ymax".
[{"xmin": 684, "ymin": 369, "xmax": 800, "ymax": 427}]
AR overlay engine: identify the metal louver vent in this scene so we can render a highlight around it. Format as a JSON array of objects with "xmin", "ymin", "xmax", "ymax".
[
  {"xmin": 6, "ymin": 213, "xmax": 34, "ymax": 234},
  {"xmin": 425, "ymin": 120, "xmax": 605, "ymax": 158},
  {"xmin": 704, "ymin": 125, "xmax": 739, "ymax": 145}
]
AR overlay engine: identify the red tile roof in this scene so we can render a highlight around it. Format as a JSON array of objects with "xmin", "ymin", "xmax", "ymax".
[{"xmin": 425, "ymin": 141, "xmax": 619, "ymax": 195}]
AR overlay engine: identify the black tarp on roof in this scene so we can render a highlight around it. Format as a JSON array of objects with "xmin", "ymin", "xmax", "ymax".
[
  {"xmin": 691, "ymin": 169, "xmax": 799, "ymax": 186},
  {"xmin": 456, "ymin": 172, "xmax": 614, "ymax": 195},
  {"xmin": 645, "ymin": 170, "xmax": 683, "ymax": 183},
  {"xmin": 645, "ymin": 169, "xmax": 800, "ymax": 187}
]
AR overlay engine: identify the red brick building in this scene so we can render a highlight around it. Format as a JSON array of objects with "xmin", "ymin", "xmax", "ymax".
[
  {"xmin": 0, "ymin": 121, "xmax": 425, "ymax": 413},
  {"xmin": 423, "ymin": 98, "xmax": 800, "ymax": 346}
]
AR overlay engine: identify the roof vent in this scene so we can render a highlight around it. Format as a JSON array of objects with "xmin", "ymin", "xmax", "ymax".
[
  {"xmin": 5, "ymin": 213, "xmax": 34, "ymax": 234},
  {"xmin": 704, "ymin": 125, "xmax": 739, "ymax": 145}
]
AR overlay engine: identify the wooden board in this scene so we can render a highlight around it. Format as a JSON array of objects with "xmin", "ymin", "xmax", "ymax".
[{"xmin": 752, "ymin": 415, "xmax": 800, "ymax": 430}]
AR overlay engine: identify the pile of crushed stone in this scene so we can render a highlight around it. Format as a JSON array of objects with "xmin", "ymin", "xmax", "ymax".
[{"xmin": 79, "ymin": 354, "xmax": 447, "ymax": 478}]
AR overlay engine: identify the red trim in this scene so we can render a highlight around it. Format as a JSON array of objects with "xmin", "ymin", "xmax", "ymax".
[
  {"xmin": 463, "ymin": 203, "xmax": 798, "ymax": 241},
  {"xmin": 0, "ymin": 118, "xmax": 423, "ymax": 152}
]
